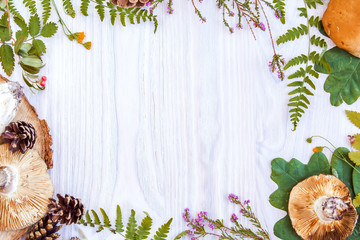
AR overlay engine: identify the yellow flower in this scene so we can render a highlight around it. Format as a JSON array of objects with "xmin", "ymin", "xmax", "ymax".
[{"xmin": 77, "ymin": 32, "xmax": 85, "ymax": 43}]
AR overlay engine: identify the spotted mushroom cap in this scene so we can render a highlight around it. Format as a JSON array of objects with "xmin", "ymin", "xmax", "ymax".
[
  {"xmin": 0, "ymin": 144, "xmax": 53, "ymax": 231},
  {"xmin": 289, "ymin": 174, "xmax": 358, "ymax": 240}
]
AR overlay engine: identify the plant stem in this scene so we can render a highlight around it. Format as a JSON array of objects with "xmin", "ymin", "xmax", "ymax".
[
  {"xmin": 310, "ymin": 135, "xmax": 337, "ymax": 149},
  {"xmin": 5, "ymin": 0, "xmax": 15, "ymax": 43}
]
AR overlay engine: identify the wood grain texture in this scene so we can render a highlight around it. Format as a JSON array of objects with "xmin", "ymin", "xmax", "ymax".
[{"xmin": 3, "ymin": 0, "xmax": 360, "ymax": 239}]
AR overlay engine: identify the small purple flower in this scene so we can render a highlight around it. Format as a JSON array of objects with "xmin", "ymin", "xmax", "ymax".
[
  {"xmin": 240, "ymin": 209, "xmax": 245, "ymax": 213},
  {"xmin": 187, "ymin": 230, "xmax": 194, "ymax": 236},
  {"xmin": 244, "ymin": 200, "xmax": 250, "ymax": 205},
  {"xmin": 146, "ymin": 1, "xmax": 151, "ymax": 6},
  {"xmin": 228, "ymin": 11, "xmax": 235, "ymax": 17},
  {"xmin": 275, "ymin": 9, "xmax": 282, "ymax": 19},
  {"xmin": 230, "ymin": 213, "xmax": 238, "ymax": 223},
  {"xmin": 228, "ymin": 194, "xmax": 239, "ymax": 203},
  {"xmin": 208, "ymin": 222, "xmax": 215, "ymax": 230},
  {"xmin": 236, "ymin": 24, "xmax": 243, "ymax": 30},
  {"xmin": 258, "ymin": 22, "xmax": 266, "ymax": 31}
]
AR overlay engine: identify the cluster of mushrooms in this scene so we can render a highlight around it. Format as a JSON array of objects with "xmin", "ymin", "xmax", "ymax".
[{"xmin": 0, "ymin": 81, "xmax": 54, "ymax": 240}]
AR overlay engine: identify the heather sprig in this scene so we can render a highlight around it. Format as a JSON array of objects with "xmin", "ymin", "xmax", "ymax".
[{"xmin": 176, "ymin": 194, "xmax": 269, "ymax": 240}]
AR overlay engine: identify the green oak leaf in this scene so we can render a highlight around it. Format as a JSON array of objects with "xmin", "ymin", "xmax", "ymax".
[
  {"xmin": 270, "ymin": 152, "xmax": 332, "ymax": 239},
  {"xmin": 315, "ymin": 47, "xmax": 360, "ymax": 106},
  {"xmin": 0, "ymin": 44, "xmax": 15, "ymax": 76}
]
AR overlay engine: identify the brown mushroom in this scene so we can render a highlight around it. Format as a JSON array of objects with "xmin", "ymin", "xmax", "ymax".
[
  {"xmin": 288, "ymin": 174, "xmax": 358, "ymax": 240},
  {"xmin": 322, "ymin": 0, "xmax": 360, "ymax": 58},
  {"xmin": 0, "ymin": 144, "xmax": 54, "ymax": 231}
]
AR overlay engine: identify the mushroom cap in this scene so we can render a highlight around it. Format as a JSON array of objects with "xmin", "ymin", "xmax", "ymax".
[
  {"xmin": 322, "ymin": 0, "xmax": 360, "ymax": 58},
  {"xmin": 289, "ymin": 174, "xmax": 358, "ymax": 240},
  {"xmin": 0, "ymin": 144, "xmax": 54, "ymax": 231}
]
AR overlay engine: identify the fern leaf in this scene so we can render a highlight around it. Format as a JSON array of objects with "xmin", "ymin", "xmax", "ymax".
[
  {"xmin": 308, "ymin": 16, "xmax": 320, "ymax": 27},
  {"xmin": 115, "ymin": 205, "xmax": 124, "ymax": 233},
  {"xmin": 310, "ymin": 35, "xmax": 327, "ymax": 48},
  {"xmin": 110, "ymin": 8, "xmax": 117, "ymax": 25},
  {"xmin": 346, "ymin": 110, "xmax": 360, "ymax": 129},
  {"xmin": 137, "ymin": 216, "xmax": 152, "ymax": 240},
  {"xmin": 305, "ymin": 0, "xmax": 323, "ymax": 9},
  {"xmin": 41, "ymin": 0, "xmax": 51, "ymax": 24},
  {"xmin": 125, "ymin": 210, "xmax": 138, "ymax": 239},
  {"xmin": 81, "ymin": 0, "xmax": 91, "ymax": 16},
  {"xmin": 100, "ymin": 208, "xmax": 111, "ymax": 227},
  {"xmin": 152, "ymin": 218, "xmax": 172, "ymax": 240},
  {"xmin": 95, "ymin": 0, "xmax": 105, "ymax": 21},
  {"xmin": 23, "ymin": 0, "xmax": 37, "ymax": 15},
  {"xmin": 92, "ymin": 210, "xmax": 101, "ymax": 225},
  {"xmin": 288, "ymin": 67, "xmax": 306, "ymax": 79},
  {"xmin": 284, "ymin": 54, "xmax": 308, "ymax": 70},
  {"xmin": 63, "ymin": 0, "xmax": 76, "ymax": 18},
  {"xmin": 8, "ymin": 0, "xmax": 23, "ymax": 20},
  {"xmin": 277, "ymin": 24, "xmax": 308, "ymax": 45}
]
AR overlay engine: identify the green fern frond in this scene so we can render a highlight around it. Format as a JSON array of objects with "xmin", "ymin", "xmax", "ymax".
[
  {"xmin": 137, "ymin": 216, "xmax": 152, "ymax": 240},
  {"xmin": 152, "ymin": 218, "xmax": 172, "ymax": 240},
  {"xmin": 95, "ymin": 0, "xmax": 105, "ymax": 21},
  {"xmin": 305, "ymin": 0, "xmax": 323, "ymax": 9},
  {"xmin": 109, "ymin": 8, "xmax": 117, "ymax": 25},
  {"xmin": 310, "ymin": 35, "xmax": 327, "ymax": 48},
  {"xmin": 125, "ymin": 210, "xmax": 138, "ymax": 239},
  {"xmin": 63, "ymin": 0, "xmax": 76, "ymax": 18},
  {"xmin": 23, "ymin": 0, "xmax": 37, "ymax": 15},
  {"xmin": 41, "ymin": 0, "xmax": 51, "ymax": 24},
  {"xmin": 284, "ymin": 54, "xmax": 307, "ymax": 70},
  {"xmin": 80, "ymin": 0, "xmax": 91, "ymax": 16},
  {"xmin": 8, "ymin": 0, "xmax": 23, "ymax": 20},
  {"xmin": 115, "ymin": 205, "xmax": 124, "ymax": 233},
  {"xmin": 308, "ymin": 15, "xmax": 320, "ymax": 27},
  {"xmin": 277, "ymin": 24, "xmax": 308, "ymax": 45}
]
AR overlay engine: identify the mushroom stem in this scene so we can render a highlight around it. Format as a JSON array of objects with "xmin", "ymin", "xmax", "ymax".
[
  {"xmin": 315, "ymin": 196, "xmax": 349, "ymax": 222},
  {"xmin": 0, "ymin": 166, "xmax": 10, "ymax": 189},
  {"xmin": 0, "ymin": 166, "xmax": 17, "ymax": 195}
]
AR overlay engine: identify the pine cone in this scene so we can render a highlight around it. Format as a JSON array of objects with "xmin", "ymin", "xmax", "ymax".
[
  {"xmin": 70, "ymin": 238, "xmax": 80, "ymax": 240},
  {"xmin": 110, "ymin": 0, "xmax": 150, "ymax": 8},
  {"xmin": 26, "ymin": 215, "xmax": 62, "ymax": 240},
  {"xmin": 48, "ymin": 194, "xmax": 85, "ymax": 225},
  {"xmin": 1, "ymin": 121, "xmax": 37, "ymax": 154}
]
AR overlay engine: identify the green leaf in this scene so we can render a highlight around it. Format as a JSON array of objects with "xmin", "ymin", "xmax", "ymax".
[
  {"xmin": 349, "ymin": 151, "xmax": 360, "ymax": 167},
  {"xmin": 137, "ymin": 216, "xmax": 152, "ymax": 239},
  {"xmin": 23, "ymin": 0, "xmax": 37, "ymax": 15},
  {"xmin": 0, "ymin": 13, "xmax": 11, "ymax": 42},
  {"xmin": 41, "ymin": 22, "xmax": 58, "ymax": 37},
  {"xmin": 270, "ymin": 152, "xmax": 331, "ymax": 239},
  {"xmin": 273, "ymin": 216, "xmax": 301, "ymax": 240},
  {"xmin": 18, "ymin": 43, "xmax": 32, "ymax": 57},
  {"xmin": 92, "ymin": 210, "xmax": 101, "ymax": 225},
  {"xmin": 21, "ymin": 55, "xmax": 43, "ymax": 68},
  {"xmin": 352, "ymin": 134, "xmax": 360, "ymax": 151},
  {"xmin": 63, "ymin": 0, "xmax": 75, "ymax": 18},
  {"xmin": 346, "ymin": 110, "xmax": 360, "ymax": 129},
  {"xmin": 115, "ymin": 205, "xmax": 124, "ymax": 233},
  {"xmin": 15, "ymin": 36, "xmax": 27, "ymax": 54},
  {"xmin": 174, "ymin": 230, "xmax": 188, "ymax": 240},
  {"xmin": 29, "ymin": 39, "xmax": 46, "ymax": 56},
  {"xmin": 86, "ymin": 211, "xmax": 92, "ymax": 223},
  {"xmin": 0, "ymin": 45, "xmax": 15, "ymax": 76},
  {"xmin": 269, "ymin": 152, "xmax": 330, "ymax": 211},
  {"xmin": 29, "ymin": 14, "xmax": 41, "ymax": 37},
  {"xmin": 315, "ymin": 47, "xmax": 360, "ymax": 106},
  {"xmin": 81, "ymin": 0, "xmax": 90, "ymax": 16},
  {"xmin": 100, "ymin": 208, "xmax": 111, "ymax": 227},
  {"xmin": 125, "ymin": 209, "xmax": 137, "ymax": 239},
  {"xmin": 353, "ymin": 166, "xmax": 360, "ymax": 195},
  {"xmin": 41, "ymin": 0, "xmax": 52, "ymax": 24},
  {"xmin": 353, "ymin": 193, "xmax": 360, "ymax": 207},
  {"xmin": 331, "ymin": 147, "xmax": 355, "ymax": 197},
  {"xmin": 152, "ymin": 218, "xmax": 172, "ymax": 240}
]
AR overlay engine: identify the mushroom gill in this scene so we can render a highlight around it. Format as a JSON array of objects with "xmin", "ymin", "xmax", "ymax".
[{"xmin": 288, "ymin": 174, "xmax": 358, "ymax": 240}]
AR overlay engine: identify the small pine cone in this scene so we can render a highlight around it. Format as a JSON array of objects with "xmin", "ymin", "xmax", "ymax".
[
  {"xmin": 110, "ymin": 0, "xmax": 150, "ymax": 8},
  {"xmin": 70, "ymin": 238, "xmax": 80, "ymax": 240},
  {"xmin": 48, "ymin": 194, "xmax": 85, "ymax": 225},
  {"xmin": 2, "ymin": 121, "xmax": 37, "ymax": 154},
  {"xmin": 26, "ymin": 215, "xmax": 62, "ymax": 240}
]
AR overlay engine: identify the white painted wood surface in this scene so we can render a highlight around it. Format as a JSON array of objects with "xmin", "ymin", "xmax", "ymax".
[{"xmin": 7, "ymin": 0, "xmax": 360, "ymax": 239}]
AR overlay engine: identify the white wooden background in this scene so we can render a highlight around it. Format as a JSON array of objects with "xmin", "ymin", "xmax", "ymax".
[{"xmin": 6, "ymin": 0, "xmax": 360, "ymax": 239}]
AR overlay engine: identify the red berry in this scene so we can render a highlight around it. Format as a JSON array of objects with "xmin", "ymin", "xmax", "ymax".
[
  {"xmin": 40, "ymin": 80, "xmax": 46, "ymax": 87},
  {"xmin": 41, "ymin": 76, "xmax": 47, "ymax": 81}
]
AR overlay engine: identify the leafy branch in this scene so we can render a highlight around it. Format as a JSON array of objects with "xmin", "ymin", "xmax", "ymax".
[
  {"xmin": 277, "ymin": 0, "xmax": 329, "ymax": 130},
  {"xmin": 79, "ymin": 206, "xmax": 173, "ymax": 239}
]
